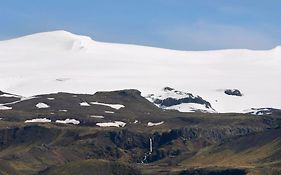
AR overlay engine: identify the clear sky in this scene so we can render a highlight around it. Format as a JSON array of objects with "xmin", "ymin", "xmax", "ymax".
[{"xmin": 1, "ymin": 0, "xmax": 281, "ymax": 50}]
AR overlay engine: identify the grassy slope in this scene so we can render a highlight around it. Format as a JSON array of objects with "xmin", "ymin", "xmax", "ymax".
[
  {"xmin": 38, "ymin": 159, "xmax": 141, "ymax": 175},
  {"xmin": 179, "ymin": 128, "xmax": 281, "ymax": 174}
]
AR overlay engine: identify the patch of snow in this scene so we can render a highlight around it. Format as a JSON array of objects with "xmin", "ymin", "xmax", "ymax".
[
  {"xmin": 47, "ymin": 98, "xmax": 55, "ymax": 100},
  {"xmin": 104, "ymin": 111, "xmax": 115, "ymax": 114},
  {"xmin": 147, "ymin": 87, "xmax": 194, "ymax": 100},
  {"xmin": 25, "ymin": 118, "xmax": 51, "ymax": 123},
  {"xmin": 96, "ymin": 121, "xmax": 126, "ymax": 127},
  {"xmin": 0, "ymin": 105, "xmax": 12, "ymax": 110},
  {"xmin": 134, "ymin": 120, "xmax": 139, "ymax": 124},
  {"xmin": 90, "ymin": 115, "xmax": 104, "ymax": 119},
  {"xmin": 90, "ymin": 102, "xmax": 125, "ymax": 110},
  {"xmin": 80, "ymin": 102, "xmax": 91, "ymax": 106},
  {"xmin": 165, "ymin": 103, "xmax": 216, "ymax": 113},
  {"xmin": 243, "ymin": 108, "xmax": 275, "ymax": 116},
  {"xmin": 55, "ymin": 118, "xmax": 80, "ymax": 125},
  {"xmin": 59, "ymin": 109, "xmax": 68, "ymax": 112},
  {"xmin": 147, "ymin": 121, "xmax": 164, "ymax": 127},
  {"xmin": 36, "ymin": 103, "xmax": 50, "ymax": 109},
  {"xmin": 0, "ymin": 93, "xmax": 21, "ymax": 98}
]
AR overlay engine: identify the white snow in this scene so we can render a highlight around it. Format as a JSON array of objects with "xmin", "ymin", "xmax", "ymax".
[
  {"xmin": 96, "ymin": 121, "xmax": 126, "ymax": 127},
  {"xmin": 59, "ymin": 109, "xmax": 68, "ymax": 112},
  {"xmin": 55, "ymin": 118, "xmax": 80, "ymax": 125},
  {"xmin": 147, "ymin": 121, "xmax": 164, "ymax": 127},
  {"xmin": 147, "ymin": 87, "xmax": 194, "ymax": 100},
  {"xmin": 90, "ymin": 102, "xmax": 125, "ymax": 110},
  {"xmin": 80, "ymin": 102, "xmax": 91, "ymax": 106},
  {"xmin": 90, "ymin": 115, "xmax": 105, "ymax": 119},
  {"xmin": 25, "ymin": 118, "xmax": 51, "ymax": 123},
  {"xmin": 104, "ymin": 111, "xmax": 115, "ymax": 114},
  {"xmin": 47, "ymin": 98, "xmax": 55, "ymax": 100},
  {"xmin": 243, "ymin": 108, "xmax": 274, "ymax": 116},
  {"xmin": 0, "ymin": 105, "xmax": 12, "ymax": 110},
  {"xmin": 165, "ymin": 103, "xmax": 216, "ymax": 113},
  {"xmin": 133, "ymin": 120, "xmax": 139, "ymax": 124},
  {"xmin": 36, "ymin": 103, "xmax": 50, "ymax": 109},
  {"xmin": 0, "ymin": 30, "xmax": 280, "ymax": 113},
  {"xmin": 0, "ymin": 93, "xmax": 21, "ymax": 98}
]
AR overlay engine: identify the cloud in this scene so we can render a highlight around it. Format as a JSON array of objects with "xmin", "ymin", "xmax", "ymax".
[{"xmin": 158, "ymin": 22, "xmax": 277, "ymax": 50}]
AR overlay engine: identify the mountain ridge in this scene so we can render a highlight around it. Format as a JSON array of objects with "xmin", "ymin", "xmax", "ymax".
[
  {"xmin": 1, "ymin": 30, "xmax": 281, "ymax": 52},
  {"xmin": 0, "ymin": 30, "xmax": 280, "ymax": 113}
]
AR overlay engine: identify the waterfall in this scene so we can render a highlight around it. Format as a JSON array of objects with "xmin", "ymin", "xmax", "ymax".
[
  {"xmin": 141, "ymin": 138, "xmax": 153, "ymax": 164},
  {"xmin": 149, "ymin": 138, "xmax": 153, "ymax": 153}
]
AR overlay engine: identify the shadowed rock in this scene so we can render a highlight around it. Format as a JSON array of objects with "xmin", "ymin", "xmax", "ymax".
[{"xmin": 224, "ymin": 89, "xmax": 242, "ymax": 96}]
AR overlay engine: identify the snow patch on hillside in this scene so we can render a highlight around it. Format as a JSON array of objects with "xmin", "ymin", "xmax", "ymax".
[
  {"xmin": 165, "ymin": 103, "xmax": 216, "ymax": 113},
  {"xmin": 80, "ymin": 102, "xmax": 91, "ymax": 106},
  {"xmin": 36, "ymin": 103, "xmax": 50, "ymax": 109},
  {"xmin": 96, "ymin": 121, "xmax": 126, "ymax": 127},
  {"xmin": 90, "ymin": 102, "xmax": 125, "ymax": 110},
  {"xmin": 243, "ymin": 108, "xmax": 280, "ymax": 116},
  {"xmin": 56, "ymin": 118, "xmax": 80, "ymax": 125},
  {"xmin": 0, "ymin": 105, "xmax": 12, "ymax": 110},
  {"xmin": 25, "ymin": 118, "xmax": 51, "ymax": 123},
  {"xmin": 90, "ymin": 115, "xmax": 105, "ymax": 119},
  {"xmin": 105, "ymin": 111, "xmax": 115, "ymax": 114},
  {"xmin": 148, "ymin": 121, "xmax": 164, "ymax": 127},
  {"xmin": 0, "ymin": 93, "xmax": 21, "ymax": 98}
]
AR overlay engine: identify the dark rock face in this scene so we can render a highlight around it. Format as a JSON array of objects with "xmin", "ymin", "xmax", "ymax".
[
  {"xmin": 109, "ymin": 127, "xmax": 238, "ymax": 153},
  {"xmin": 144, "ymin": 126, "xmax": 264, "ymax": 162},
  {"xmin": 105, "ymin": 126, "xmax": 264, "ymax": 163},
  {"xmin": 154, "ymin": 96, "xmax": 212, "ymax": 109},
  {"xmin": 163, "ymin": 86, "xmax": 175, "ymax": 91},
  {"xmin": 153, "ymin": 127, "xmax": 263, "ymax": 145},
  {"xmin": 224, "ymin": 89, "xmax": 242, "ymax": 96},
  {"xmin": 109, "ymin": 130, "xmax": 150, "ymax": 150},
  {"xmin": 0, "ymin": 125, "xmax": 59, "ymax": 149}
]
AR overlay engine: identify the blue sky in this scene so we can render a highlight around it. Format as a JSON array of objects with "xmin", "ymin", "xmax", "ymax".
[{"xmin": 0, "ymin": 0, "xmax": 281, "ymax": 50}]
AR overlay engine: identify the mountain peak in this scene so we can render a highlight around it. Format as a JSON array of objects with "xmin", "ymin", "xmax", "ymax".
[
  {"xmin": 273, "ymin": 45, "xmax": 281, "ymax": 51},
  {"xmin": 1, "ymin": 30, "xmax": 95, "ymax": 51},
  {"xmin": 24, "ymin": 30, "xmax": 92, "ymax": 39}
]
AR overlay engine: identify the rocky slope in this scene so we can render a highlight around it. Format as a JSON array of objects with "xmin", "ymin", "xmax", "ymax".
[{"xmin": 0, "ymin": 89, "xmax": 281, "ymax": 174}]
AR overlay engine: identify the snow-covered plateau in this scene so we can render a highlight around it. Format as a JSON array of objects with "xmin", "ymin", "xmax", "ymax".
[{"xmin": 0, "ymin": 30, "xmax": 280, "ymax": 113}]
